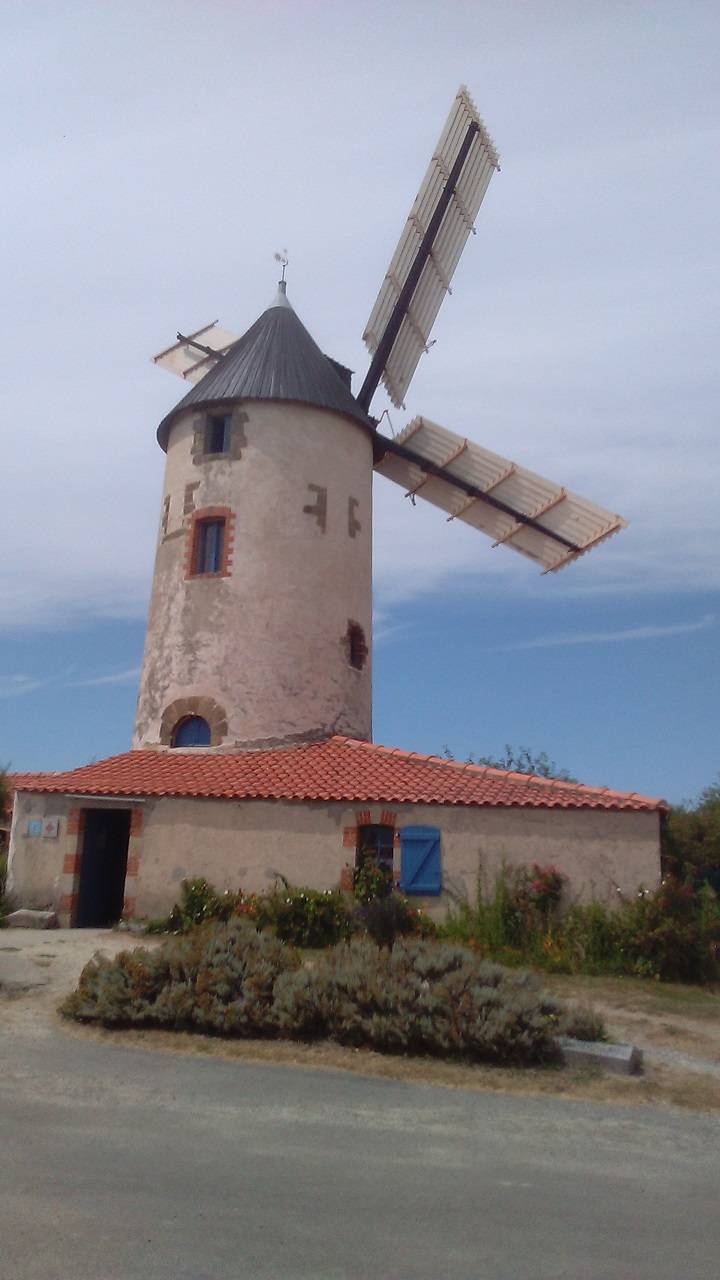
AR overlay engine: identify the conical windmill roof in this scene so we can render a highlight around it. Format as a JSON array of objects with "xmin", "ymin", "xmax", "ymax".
[{"xmin": 157, "ymin": 286, "xmax": 372, "ymax": 449}]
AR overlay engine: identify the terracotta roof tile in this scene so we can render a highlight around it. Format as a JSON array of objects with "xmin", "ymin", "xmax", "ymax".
[{"xmin": 7, "ymin": 737, "xmax": 667, "ymax": 813}]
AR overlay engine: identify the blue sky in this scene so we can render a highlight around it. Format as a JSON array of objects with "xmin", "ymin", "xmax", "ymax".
[{"xmin": 1, "ymin": 1, "xmax": 718, "ymax": 804}]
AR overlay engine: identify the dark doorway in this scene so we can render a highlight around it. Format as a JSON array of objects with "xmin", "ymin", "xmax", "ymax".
[{"xmin": 76, "ymin": 809, "xmax": 131, "ymax": 927}]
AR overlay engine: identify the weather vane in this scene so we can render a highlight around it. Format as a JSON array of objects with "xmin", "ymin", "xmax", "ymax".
[{"xmin": 273, "ymin": 249, "xmax": 289, "ymax": 283}]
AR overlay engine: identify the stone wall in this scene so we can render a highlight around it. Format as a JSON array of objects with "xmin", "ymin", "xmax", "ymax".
[{"xmin": 133, "ymin": 399, "xmax": 373, "ymax": 751}]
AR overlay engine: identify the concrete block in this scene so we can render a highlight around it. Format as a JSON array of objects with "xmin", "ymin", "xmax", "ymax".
[
  {"xmin": 559, "ymin": 1036, "xmax": 643, "ymax": 1076},
  {"xmin": 6, "ymin": 909, "xmax": 58, "ymax": 930}
]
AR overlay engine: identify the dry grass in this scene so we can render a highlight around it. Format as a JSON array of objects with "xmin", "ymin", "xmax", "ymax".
[{"xmin": 60, "ymin": 1016, "xmax": 720, "ymax": 1114}]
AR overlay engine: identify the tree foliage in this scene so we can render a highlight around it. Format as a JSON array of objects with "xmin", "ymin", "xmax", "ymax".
[
  {"xmin": 664, "ymin": 777, "xmax": 720, "ymax": 880},
  {"xmin": 443, "ymin": 743, "xmax": 575, "ymax": 782}
]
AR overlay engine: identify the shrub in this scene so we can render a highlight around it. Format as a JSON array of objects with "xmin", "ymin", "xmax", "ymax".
[
  {"xmin": 438, "ymin": 863, "xmax": 720, "ymax": 984},
  {"xmin": 146, "ymin": 877, "xmax": 243, "ymax": 934},
  {"xmin": 352, "ymin": 860, "xmax": 391, "ymax": 904},
  {"xmin": 61, "ymin": 919, "xmax": 299, "ymax": 1030},
  {"xmin": 318, "ymin": 939, "xmax": 564, "ymax": 1063},
  {"xmin": 616, "ymin": 876, "xmax": 720, "ymax": 983},
  {"xmin": 259, "ymin": 881, "xmax": 351, "ymax": 949},
  {"xmin": 663, "ymin": 778, "xmax": 720, "ymax": 882},
  {"xmin": 63, "ymin": 928, "xmax": 581, "ymax": 1066},
  {"xmin": 558, "ymin": 1004, "xmax": 607, "ymax": 1042},
  {"xmin": 352, "ymin": 892, "xmax": 416, "ymax": 948}
]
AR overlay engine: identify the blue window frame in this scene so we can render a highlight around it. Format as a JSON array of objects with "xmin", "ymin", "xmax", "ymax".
[
  {"xmin": 205, "ymin": 414, "xmax": 231, "ymax": 455},
  {"xmin": 194, "ymin": 519, "xmax": 225, "ymax": 574},
  {"xmin": 399, "ymin": 826, "xmax": 442, "ymax": 895},
  {"xmin": 171, "ymin": 716, "xmax": 211, "ymax": 748}
]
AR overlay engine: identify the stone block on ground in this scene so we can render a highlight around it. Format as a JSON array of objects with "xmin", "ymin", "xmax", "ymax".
[
  {"xmin": 559, "ymin": 1036, "xmax": 643, "ymax": 1075},
  {"xmin": 6, "ymin": 909, "xmax": 59, "ymax": 930}
]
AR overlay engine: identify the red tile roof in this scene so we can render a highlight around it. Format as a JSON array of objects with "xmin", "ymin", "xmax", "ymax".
[{"xmin": 8, "ymin": 736, "xmax": 666, "ymax": 812}]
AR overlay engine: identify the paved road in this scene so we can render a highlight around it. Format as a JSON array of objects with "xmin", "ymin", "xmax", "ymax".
[{"xmin": 2, "ymin": 1017, "xmax": 719, "ymax": 1280}]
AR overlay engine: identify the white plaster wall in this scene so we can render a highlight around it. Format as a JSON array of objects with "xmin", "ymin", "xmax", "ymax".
[
  {"xmin": 133, "ymin": 400, "xmax": 373, "ymax": 749},
  {"xmin": 131, "ymin": 796, "xmax": 662, "ymax": 919},
  {"xmin": 7, "ymin": 793, "xmax": 72, "ymax": 910}
]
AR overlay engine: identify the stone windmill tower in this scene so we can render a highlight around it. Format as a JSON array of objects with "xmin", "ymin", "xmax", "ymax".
[
  {"xmin": 136, "ymin": 88, "xmax": 625, "ymax": 755},
  {"xmin": 133, "ymin": 279, "xmax": 375, "ymax": 752}
]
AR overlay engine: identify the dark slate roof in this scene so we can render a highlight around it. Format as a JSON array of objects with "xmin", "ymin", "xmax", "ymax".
[{"xmin": 157, "ymin": 286, "xmax": 372, "ymax": 449}]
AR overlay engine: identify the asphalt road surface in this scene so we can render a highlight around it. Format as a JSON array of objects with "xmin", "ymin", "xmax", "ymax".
[{"xmin": 2, "ymin": 1016, "xmax": 719, "ymax": 1280}]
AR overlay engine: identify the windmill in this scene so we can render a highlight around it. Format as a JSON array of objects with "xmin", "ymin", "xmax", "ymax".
[
  {"xmin": 154, "ymin": 86, "xmax": 625, "ymax": 577},
  {"xmin": 139, "ymin": 86, "xmax": 625, "ymax": 753}
]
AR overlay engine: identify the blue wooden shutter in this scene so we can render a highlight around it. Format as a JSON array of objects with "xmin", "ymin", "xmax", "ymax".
[{"xmin": 399, "ymin": 826, "xmax": 441, "ymax": 895}]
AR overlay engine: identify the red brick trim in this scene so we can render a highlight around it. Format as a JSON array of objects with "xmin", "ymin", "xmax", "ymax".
[
  {"xmin": 63, "ymin": 852, "xmax": 81, "ymax": 875},
  {"xmin": 342, "ymin": 826, "xmax": 357, "ymax": 848},
  {"xmin": 125, "ymin": 856, "xmax": 140, "ymax": 878},
  {"xmin": 355, "ymin": 810, "xmax": 371, "ymax": 827},
  {"xmin": 122, "ymin": 897, "xmax": 136, "ymax": 919},
  {"xmin": 338, "ymin": 865, "xmax": 353, "ymax": 892},
  {"xmin": 184, "ymin": 506, "xmax": 235, "ymax": 580},
  {"xmin": 129, "ymin": 807, "xmax": 143, "ymax": 836},
  {"xmin": 60, "ymin": 893, "xmax": 78, "ymax": 914},
  {"xmin": 380, "ymin": 809, "xmax": 397, "ymax": 828},
  {"xmin": 67, "ymin": 808, "xmax": 85, "ymax": 837}
]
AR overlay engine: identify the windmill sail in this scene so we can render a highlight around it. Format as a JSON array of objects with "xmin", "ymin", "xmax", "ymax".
[
  {"xmin": 359, "ymin": 87, "xmax": 500, "ymax": 411},
  {"xmin": 152, "ymin": 322, "xmax": 239, "ymax": 382},
  {"xmin": 374, "ymin": 417, "xmax": 626, "ymax": 573}
]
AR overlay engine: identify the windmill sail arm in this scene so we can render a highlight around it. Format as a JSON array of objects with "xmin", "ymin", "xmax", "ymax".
[
  {"xmin": 359, "ymin": 87, "xmax": 500, "ymax": 412},
  {"xmin": 373, "ymin": 417, "xmax": 627, "ymax": 574},
  {"xmin": 152, "ymin": 322, "xmax": 239, "ymax": 382},
  {"xmin": 357, "ymin": 116, "xmax": 480, "ymax": 413}
]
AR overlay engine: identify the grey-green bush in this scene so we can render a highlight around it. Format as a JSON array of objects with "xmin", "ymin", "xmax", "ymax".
[{"xmin": 62, "ymin": 926, "xmax": 588, "ymax": 1065}]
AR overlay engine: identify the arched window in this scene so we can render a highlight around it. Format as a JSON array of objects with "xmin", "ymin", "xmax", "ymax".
[{"xmin": 171, "ymin": 716, "xmax": 211, "ymax": 748}]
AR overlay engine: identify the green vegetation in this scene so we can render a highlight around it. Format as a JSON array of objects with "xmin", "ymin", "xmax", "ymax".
[
  {"xmin": 437, "ymin": 863, "xmax": 720, "ymax": 984},
  {"xmin": 443, "ymin": 744, "xmax": 575, "ymax": 782},
  {"xmin": 664, "ymin": 777, "xmax": 720, "ymax": 884},
  {"xmin": 147, "ymin": 874, "xmax": 435, "ymax": 950},
  {"xmin": 62, "ymin": 921, "xmax": 601, "ymax": 1063}
]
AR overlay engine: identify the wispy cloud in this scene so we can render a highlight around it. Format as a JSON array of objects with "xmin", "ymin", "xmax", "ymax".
[
  {"xmin": 0, "ymin": 675, "xmax": 47, "ymax": 698},
  {"xmin": 497, "ymin": 614, "xmax": 716, "ymax": 653},
  {"xmin": 69, "ymin": 666, "xmax": 141, "ymax": 688}
]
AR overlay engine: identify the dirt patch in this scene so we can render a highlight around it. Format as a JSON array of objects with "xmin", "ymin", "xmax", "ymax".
[{"xmin": 543, "ymin": 973, "xmax": 720, "ymax": 1062}]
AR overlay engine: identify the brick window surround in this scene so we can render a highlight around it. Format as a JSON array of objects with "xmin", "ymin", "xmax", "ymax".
[{"xmin": 184, "ymin": 506, "xmax": 235, "ymax": 580}]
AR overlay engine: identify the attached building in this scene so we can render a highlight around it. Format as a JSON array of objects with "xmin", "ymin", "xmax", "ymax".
[{"xmin": 8, "ymin": 736, "xmax": 664, "ymax": 927}]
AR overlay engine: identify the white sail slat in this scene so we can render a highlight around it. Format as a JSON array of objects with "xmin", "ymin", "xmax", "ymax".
[
  {"xmin": 363, "ymin": 86, "xmax": 500, "ymax": 408},
  {"xmin": 374, "ymin": 417, "xmax": 627, "ymax": 573},
  {"xmin": 152, "ymin": 323, "xmax": 239, "ymax": 382}
]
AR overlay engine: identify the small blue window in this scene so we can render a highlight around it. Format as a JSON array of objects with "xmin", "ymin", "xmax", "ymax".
[
  {"xmin": 194, "ymin": 519, "xmax": 224, "ymax": 574},
  {"xmin": 205, "ymin": 414, "xmax": 231, "ymax": 455},
  {"xmin": 399, "ymin": 826, "xmax": 441, "ymax": 895},
  {"xmin": 171, "ymin": 716, "xmax": 211, "ymax": 748}
]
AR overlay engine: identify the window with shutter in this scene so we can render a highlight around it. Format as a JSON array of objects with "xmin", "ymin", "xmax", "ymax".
[{"xmin": 399, "ymin": 826, "xmax": 442, "ymax": 895}]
